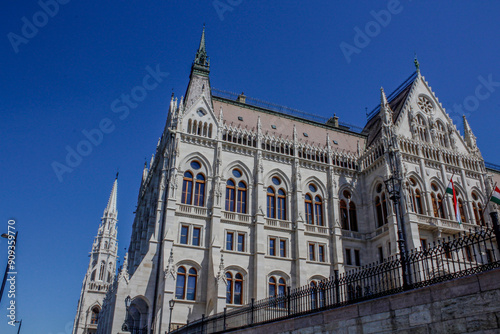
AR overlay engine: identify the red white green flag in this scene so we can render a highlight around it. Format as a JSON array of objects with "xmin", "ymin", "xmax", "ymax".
[
  {"xmin": 490, "ymin": 186, "xmax": 500, "ymax": 205},
  {"xmin": 446, "ymin": 178, "xmax": 461, "ymax": 224}
]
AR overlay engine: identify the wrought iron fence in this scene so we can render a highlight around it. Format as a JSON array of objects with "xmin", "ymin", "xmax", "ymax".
[{"xmin": 171, "ymin": 228, "xmax": 500, "ymax": 334}]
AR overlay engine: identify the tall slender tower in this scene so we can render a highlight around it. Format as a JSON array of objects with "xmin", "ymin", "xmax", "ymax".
[{"xmin": 73, "ymin": 177, "xmax": 119, "ymax": 334}]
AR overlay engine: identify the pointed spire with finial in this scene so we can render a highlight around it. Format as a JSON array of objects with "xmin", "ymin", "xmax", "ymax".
[
  {"xmin": 193, "ymin": 25, "xmax": 210, "ymax": 74},
  {"xmin": 380, "ymin": 87, "xmax": 393, "ymax": 124},
  {"xmin": 103, "ymin": 176, "xmax": 118, "ymax": 218},
  {"xmin": 463, "ymin": 115, "xmax": 477, "ymax": 149}
]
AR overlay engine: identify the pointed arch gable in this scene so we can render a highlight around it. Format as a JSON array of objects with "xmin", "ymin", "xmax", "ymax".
[
  {"xmin": 264, "ymin": 168, "xmax": 291, "ymax": 192},
  {"xmin": 176, "ymin": 260, "xmax": 202, "ymax": 272},
  {"xmin": 302, "ymin": 176, "xmax": 327, "ymax": 198},
  {"xmin": 225, "ymin": 265, "xmax": 248, "ymax": 278},
  {"xmin": 178, "ymin": 152, "xmax": 212, "ymax": 176},
  {"xmin": 222, "ymin": 160, "xmax": 252, "ymax": 182},
  {"xmin": 267, "ymin": 270, "xmax": 291, "ymax": 283}
]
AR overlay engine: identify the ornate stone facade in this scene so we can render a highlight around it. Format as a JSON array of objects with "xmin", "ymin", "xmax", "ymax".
[{"xmin": 88, "ymin": 31, "xmax": 500, "ymax": 333}]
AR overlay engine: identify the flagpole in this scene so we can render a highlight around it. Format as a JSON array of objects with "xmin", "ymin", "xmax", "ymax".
[{"xmin": 437, "ymin": 171, "xmax": 455, "ymax": 218}]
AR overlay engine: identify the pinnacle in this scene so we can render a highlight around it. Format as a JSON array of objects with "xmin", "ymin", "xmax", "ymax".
[{"xmin": 104, "ymin": 178, "xmax": 118, "ymax": 217}]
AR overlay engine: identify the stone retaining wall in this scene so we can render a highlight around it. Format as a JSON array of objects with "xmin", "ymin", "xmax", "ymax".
[{"xmin": 229, "ymin": 268, "xmax": 500, "ymax": 333}]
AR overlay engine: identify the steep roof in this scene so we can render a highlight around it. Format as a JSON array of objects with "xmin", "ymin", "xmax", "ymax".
[{"xmin": 362, "ymin": 72, "xmax": 418, "ymax": 146}]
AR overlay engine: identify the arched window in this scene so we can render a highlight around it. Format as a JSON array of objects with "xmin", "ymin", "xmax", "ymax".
[
  {"xmin": 91, "ymin": 270, "xmax": 96, "ymax": 282},
  {"xmin": 267, "ymin": 187, "xmax": 276, "ymax": 218},
  {"xmin": 269, "ymin": 277, "xmax": 276, "ymax": 297},
  {"xmin": 182, "ymin": 171, "xmax": 193, "ymax": 205},
  {"xmin": 458, "ymin": 199, "xmax": 466, "ymax": 223},
  {"xmin": 226, "ymin": 272, "xmax": 243, "ymax": 305},
  {"xmin": 175, "ymin": 266, "xmax": 198, "ymax": 300},
  {"xmin": 99, "ymin": 261, "xmax": 105, "ymax": 281},
  {"xmin": 437, "ymin": 194, "xmax": 445, "ymax": 218},
  {"xmin": 226, "ymin": 169, "xmax": 248, "ymax": 213},
  {"xmin": 237, "ymin": 181, "xmax": 247, "ymax": 214},
  {"xmin": 407, "ymin": 178, "xmax": 423, "ymax": 214},
  {"xmin": 175, "ymin": 266, "xmax": 187, "ymax": 299},
  {"xmin": 269, "ymin": 276, "xmax": 286, "ymax": 297},
  {"xmin": 193, "ymin": 174, "xmax": 205, "ymax": 206},
  {"xmin": 314, "ymin": 196, "xmax": 324, "ymax": 226},
  {"xmin": 277, "ymin": 189, "xmax": 286, "ymax": 220},
  {"xmin": 90, "ymin": 306, "xmax": 100, "ymax": 325},
  {"xmin": 436, "ymin": 121, "xmax": 448, "ymax": 147},
  {"xmin": 340, "ymin": 200, "xmax": 348, "ymax": 230},
  {"xmin": 349, "ymin": 202, "xmax": 358, "ymax": 231},
  {"xmin": 226, "ymin": 180, "xmax": 236, "ymax": 211},
  {"xmin": 375, "ymin": 184, "xmax": 388, "ymax": 227},
  {"xmin": 375, "ymin": 197, "xmax": 383, "ymax": 228},
  {"xmin": 304, "ymin": 194, "xmax": 314, "ymax": 225},
  {"xmin": 416, "ymin": 114, "xmax": 428, "ymax": 142},
  {"xmin": 472, "ymin": 193, "xmax": 486, "ymax": 226},
  {"xmin": 340, "ymin": 191, "xmax": 358, "ymax": 231}
]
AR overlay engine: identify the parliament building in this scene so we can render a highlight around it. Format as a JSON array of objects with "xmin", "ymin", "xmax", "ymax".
[{"xmin": 72, "ymin": 29, "xmax": 500, "ymax": 334}]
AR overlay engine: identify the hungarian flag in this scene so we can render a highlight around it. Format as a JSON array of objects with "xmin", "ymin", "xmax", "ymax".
[
  {"xmin": 491, "ymin": 186, "xmax": 500, "ymax": 205},
  {"xmin": 446, "ymin": 178, "xmax": 461, "ymax": 223}
]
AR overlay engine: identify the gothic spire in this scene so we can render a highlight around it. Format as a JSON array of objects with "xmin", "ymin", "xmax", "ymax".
[
  {"xmin": 380, "ymin": 87, "xmax": 393, "ymax": 125},
  {"xmin": 103, "ymin": 176, "xmax": 118, "ymax": 218},
  {"xmin": 463, "ymin": 115, "xmax": 477, "ymax": 149},
  {"xmin": 192, "ymin": 25, "xmax": 210, "ymax": 75}
]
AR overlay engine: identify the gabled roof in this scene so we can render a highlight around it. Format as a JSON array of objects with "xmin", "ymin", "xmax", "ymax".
[{"xmin": 362, "ymin": 72, "xmax": 418, "ymax": 146}]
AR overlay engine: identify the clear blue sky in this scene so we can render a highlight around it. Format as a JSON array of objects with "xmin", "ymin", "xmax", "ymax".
[{"xmin": 1, "ymin": 1, "xmax": 499, "ymax": 333}]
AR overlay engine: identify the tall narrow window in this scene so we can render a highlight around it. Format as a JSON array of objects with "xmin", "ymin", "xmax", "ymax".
[
  {"xmin": 99, "ymin": 261, "xmax": 105, "ymax": 281},
  {"xmin": 186, "ymin": 268, "xmax": 197, "ymax": 300},
  {"xmin": 345, "ymin": 248, "xmax": 352, "ymax": 265},
  {"xmin": 431, "ymin": 193, "xmax": 439, "ymax": 217},
  {"xmin": 277, "ymin": 189, "xmax": 286, "ymax": 220},
  {"xmin": 226, "ymin": 232, "xmax": 234, "ymax": 251},
  {"xmin": 90, "ymin": 307, "xmax": 100, "ymax": 325},
  {"xmin": 267, "ymin": 187, "xmax": 276, "ymax": 218},
  {"xmin": 176, "ymin": 267, "xmax": 186, "ymax": 299},
  {"xmin": 269, "ymin": 277, "xmax": 276, "ymax": 297},
  {"xmin": 182, "ymin": 171, "xmax": 193, "ymax": 205},
  {"xmin": 437, "ymin": 194, "xmax": 445, "ymax": 218},
  {"xmin": 226, "ymin": 180, "xmax": 236, "ymax": 211},
  {"xmin": 349, "ymin": 202, "xmax": 358, "ymax": 231},
  {"xmin": 478, "ymin": 203, "xmax": 486, "ymax": 226},
  {"xmin": 193, "ymin": 174, "xmax": 205, "ymax": 206},
  {"xmin": 180, "ymin": 225, "xmax": 189, "ymax": 245},
  {"xmin": 305, "ymin": 194, "xmax": 314, "ymax": 225},
  {"xmin": 234, "ymin": 273, "xmax": 243, "ymax": 305},
  {"xmin": 269, "ymin": 238, "xmax": 276, "ymax": 256},
  {"xmin": 458, "ymin": 199, "xmax": 466, "ymax": 223},
  {"xmin": 415, "ymin": 189, "xmax": 423, "ymax": 214},
  {"xmin": 309, "ymin": 243, "xmax": 316, "ymax": 261},
  {"xmin": 375, "ymin": 197, "xmax": 383, "ymax": 227},
  {"xmin": 280, "ymin": 239, "xmax": 286, "ymax": 257},
  {"xmin": 318, "ymin": 245, "xmax": 325, "ymax": 262},
  {"xmin": 381, "ymin": 193, "xmax": 388, "ymax": 223},
  {"xmin": 340, "ymin": 200, "xmax": 348, "ymax": 230},
  {"xmin": 314, "ymin": 196, "xmax": 324, "ymax": 226},
  {"xmin": 237, "ymin": 233, "xmax": 245, "ymax": 252},
  {"xmin": 192, "ymin": 227, "xmax": 201, "ymax": 246},
  {"xmin": 278, "ymin": 278, "xmax": 286, "ymax": 296},
  {"xmin": 237, "ymin": 181, "xmax": 247, "ymax": 213},
  {"xmin": 226, "ymin": 272, "xmax": 233, "ymax": 303},
  {"xmin": 354, "ymin": 249, "xmax": 361, "ymax": 266}
]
